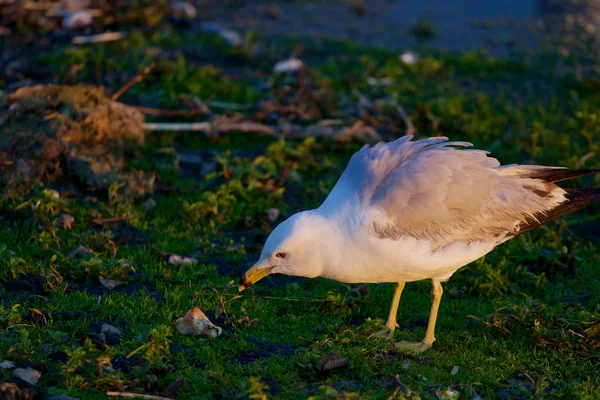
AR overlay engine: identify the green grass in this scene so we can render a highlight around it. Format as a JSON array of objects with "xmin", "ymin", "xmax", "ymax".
[{"xmin": 1, "ymin": 16, "xmax": 600, "ymax": 400}]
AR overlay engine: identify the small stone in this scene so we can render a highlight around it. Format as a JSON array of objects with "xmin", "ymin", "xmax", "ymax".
[
  {"xmin": 0, "ymin": 360, "xmax": 15, "ymax": 369},
  {"xmin": 199, "ymin": 21, "xmax": 241, "ymax": 46},
  {"xmin": 8, "ymin": 103, "xmax": 21, "ymax": 114},
  {"xmin": 219, "ymin": 29, "xmax": 242, "ymax": 47},
  {"xmin": 99, "ymin": 278, "xmax": 124, "ymax": 290},
  {"xmin": 172, "ymin": 2, "xmax": 197, "ymax": 19},
  {"xmin": 12, "ymin": 367, "xmax": 41, "ymax": 385},
  {"xmin": 450, "ymin": 365, "xmax": 459, "ymax": 375},
  {"xmin": 168, "ymin": 254, "xmax": 198, "ymax": 265},
  {"xmin": 142, "ymin": 198, "xmax": 157, "ymax": 211},
  {"xmin": 266, "ymin": 208, "xmax": 280, "ymax": 222},
  {"xmin": 47, "ymin": 189, "xmax": 61, "ymax": 199},
  {"xmin": 265, "ymin": 5, "xmax": 283, "ymax": 19},
  {"xmin": 399, "ymin": 51, "xmax": 418, "ymax": 65},
  {"xmin": 200, "ymin": 21, "xmax": 223, "ymax": 33},
  {"xmin": 100, "ymin": 323, "xmax": 121, "ymax": 344},
  {"xmin": 101, "ymin": 323, "xmax": 120, "ymax": 336},
  {"xmin": 67, "ymin": 245, "xmax": 91, "ymax": 258},
  {"xmin": 274, "ymin": 58, "xmax": 304, "ymax": 73},
  {"xmin": 62, "ymin": 10, "xmax": 93, "ymax": 30},
  {"xmin": 55, "ymin": 214, "xmax": 75, "ymax": 229}
]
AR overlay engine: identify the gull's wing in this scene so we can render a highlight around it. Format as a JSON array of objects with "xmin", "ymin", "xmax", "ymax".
[{"xmin": 324, "ymin": 136, "xmax": 595, "ymax": 250}]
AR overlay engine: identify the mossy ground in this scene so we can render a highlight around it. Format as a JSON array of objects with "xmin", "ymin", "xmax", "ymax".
[{"xmin": 1, "ymin": 8, "xmax": 600, "ymax": 400}]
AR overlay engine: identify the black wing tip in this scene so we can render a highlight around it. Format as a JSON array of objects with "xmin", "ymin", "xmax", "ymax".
[
  {"xmin": 526, "ymin": 168, "xmax": 600, "ymax": 183},
  {"xmin": 516, "ymin": 186, "xmax": 600, "ymax": 236}
]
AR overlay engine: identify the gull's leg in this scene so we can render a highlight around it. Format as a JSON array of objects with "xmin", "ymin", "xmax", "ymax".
[
  {"xmin": 374, "ymin": 282, "xmax": 405, "ymax": 339},
  {"xmin": 396, "ymin": 280, "xmax": 443, "ymax": 353}
]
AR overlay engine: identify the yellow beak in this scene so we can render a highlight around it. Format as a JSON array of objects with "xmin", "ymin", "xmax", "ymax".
[{"xmin": 238, "ymin": 264, "xmax": 275, "ymax": 292}]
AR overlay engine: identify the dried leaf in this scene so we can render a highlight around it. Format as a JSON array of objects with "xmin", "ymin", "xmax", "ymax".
[
  {"xmin": 315, "ymin": 353, "xmax": 349, "ymax": 372},
  {"xmin": 175, "ymin": 307, "xmax": 222, "ymax": 338},
  {"xmin": 274, "ymin": 58, "xmax": 304, "ymax": 73},
  {"xmin": 55, "ymin": 213, "xmax": 75, "ymax": 229},
  {"xmin": 28, "ymin": 307, "xmax": 48, "ymax": 325}
]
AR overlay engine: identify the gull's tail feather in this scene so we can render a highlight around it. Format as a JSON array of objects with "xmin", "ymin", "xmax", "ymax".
[
  {"xmin": 526, "ymin": 168, "xmax": 600, "ymax": 183},
  {"xmin": 516, "ymin": 186, "xmax": 600, "ymax": 236},
  {"xmin": 498, "ymin": 166, "xmax": 600, "ymax": 183}
]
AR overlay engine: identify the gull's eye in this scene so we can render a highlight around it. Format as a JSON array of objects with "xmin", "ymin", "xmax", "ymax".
[{"xmin": 275, "ymin": 252, "xmax": 287, "ymax": 259}]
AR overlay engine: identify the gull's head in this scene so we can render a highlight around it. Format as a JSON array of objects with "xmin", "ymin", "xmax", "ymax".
[{"xmin": 238, "ymin": 211, "xmax": 328, "ymax": 291}]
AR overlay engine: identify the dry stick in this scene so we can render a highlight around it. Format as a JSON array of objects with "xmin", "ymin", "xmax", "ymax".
[
  {"xmin": 396, "ymin": 105, "xmax": 415, "ymax": 136},
  {"xmin": 142, "ymin": 120, "xmax": 276, "ymax": 136},
  {"xmin": 112, "ymin": 62, "xmax": 157, "ymax": 101},
  {"xmin": 143, "ymin": 122, "xmax": 212, "ymax": 132},
  {"xmin": 72, "ymin": 32, "xmax": 124, "ymax": 45},
  {"xmin": 160, "ymin": 376, "xmax": 185, "ymax": 398},
  {"xmin": 209, "ymin": 100, "xmax": 253, "ymax": 110},
  {"xmin": 106, "ymin": 392, "xmax": 171, "ymax": 400},
  {"xmin": 92, "ymin": 213, "xmax": 132, "ymax": 225},
  {"xmin": 133, "ymin": 105, "xmax": 205, "ymax": 117}
]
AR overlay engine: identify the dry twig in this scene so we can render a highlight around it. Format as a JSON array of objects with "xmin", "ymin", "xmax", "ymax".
[
  {"xmin": 133, "ymin": 106, "xmax": 205, "ymax": 117},
  {"xmin": 396, "ymin": 105, "xmax": 415, "ymax": 136},
  {"xmin": 72, "ymin": 32, "xmax": 124, "ymax": 45},
  {"xmin": 112, "ymin": 62, "xmax": 156, "ymax": 101},
  {"xmin": 92, "ymin": 213, "xmax": 133, "ymax": 225}
]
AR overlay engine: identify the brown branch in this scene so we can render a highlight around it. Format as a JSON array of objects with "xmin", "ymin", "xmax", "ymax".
[
  {"xmin": 112, "ymin": 62, "xmax": 156, "ymax": 101},
  {"xmin": 92, "ymin": 213, "xmax": 133, "ymax": 225},
  {"xmin": 142, "ymin": 120, "xmax": 276, "ymax": 136},
  {"xmin": 72, "ymin": 32, "xmax": 124, "ymax": 45},
  {"xmin": 106, "ymin": 392, "xmax": 171, "ymax": 400},
  {"xmin": 132, "ymin": 105, "xmax": 205, "ymax": 116}
]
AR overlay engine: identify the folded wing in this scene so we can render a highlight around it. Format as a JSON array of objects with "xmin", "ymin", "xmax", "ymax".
[{"xmin": 330, "ymin": 136, "xmax": 581, "ymax": 250}]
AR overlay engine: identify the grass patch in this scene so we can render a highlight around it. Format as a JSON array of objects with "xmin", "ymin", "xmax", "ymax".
[{"xmin": 1, "ymin": 13, "xmax": 599, "ymax": 400}]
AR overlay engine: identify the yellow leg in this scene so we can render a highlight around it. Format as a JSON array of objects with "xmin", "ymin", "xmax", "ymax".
[
  {"xmin": 374, "ymin": 282, "xmax": 405, "ymax": 339},
  {"xmin": 396, "ymin": 280, "xmax": 443, "ymax": 353}
]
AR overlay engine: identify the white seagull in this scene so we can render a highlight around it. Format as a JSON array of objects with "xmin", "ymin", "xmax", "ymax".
[{"xmin": 239, "ymin": 136, "xmax": 599, "ymax": 352}]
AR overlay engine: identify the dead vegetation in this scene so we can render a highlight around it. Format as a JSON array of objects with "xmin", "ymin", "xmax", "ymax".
[{"xmin": 0, "ymin": 84, "xmax": 153, "ymax": 199}]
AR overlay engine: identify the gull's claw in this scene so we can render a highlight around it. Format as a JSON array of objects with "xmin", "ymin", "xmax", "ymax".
[{"xmin": 395, "ymin": 340, "xmax": 432, "ymax": 353}]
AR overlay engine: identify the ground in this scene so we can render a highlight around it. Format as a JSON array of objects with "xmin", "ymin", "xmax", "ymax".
[{"xmin": 0, "ymin": 1, "xmax": 599, "ymax": 399}]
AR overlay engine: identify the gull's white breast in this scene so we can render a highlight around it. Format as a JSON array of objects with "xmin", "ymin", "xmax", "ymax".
[{"xmin": 321, "ymin": 234, "xmax": 497, "ymax": 284}]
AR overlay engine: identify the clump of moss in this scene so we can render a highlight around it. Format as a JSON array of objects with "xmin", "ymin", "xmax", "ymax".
[{"xmin": 0, "ymin": 84, "xmax": 152, "ymax": 199}]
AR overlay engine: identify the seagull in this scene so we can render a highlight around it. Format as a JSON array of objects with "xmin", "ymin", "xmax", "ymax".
[{"xmin": 238, "ymin": 136, "xmax": 599, "ymax": 352}]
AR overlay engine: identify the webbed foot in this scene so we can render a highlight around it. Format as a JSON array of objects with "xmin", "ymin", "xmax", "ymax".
[
  {"xmin": 395, "ymin": 340, "xmax": 433, "ymax": 353},
  {"xmin": 373, "ymin": 321, "xmax": 399, "ymax": 339}
]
